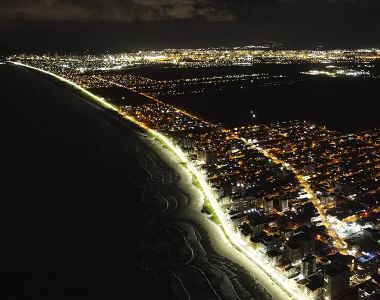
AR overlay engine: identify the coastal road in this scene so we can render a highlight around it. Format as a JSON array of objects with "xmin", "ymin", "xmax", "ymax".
[{"xmin": 13, "ymin": 62, "xmax": 310, "ymax": 300}]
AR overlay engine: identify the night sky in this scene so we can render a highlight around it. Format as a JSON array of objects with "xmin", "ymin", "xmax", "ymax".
[{"xmin": 1, "ymin": 0, "xmax": 380, "ymax": 54}]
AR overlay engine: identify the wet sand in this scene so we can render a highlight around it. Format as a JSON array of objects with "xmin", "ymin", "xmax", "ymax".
[{"xmin": 145, "ymin": 136, "xmax": 292, "ymax": 300}]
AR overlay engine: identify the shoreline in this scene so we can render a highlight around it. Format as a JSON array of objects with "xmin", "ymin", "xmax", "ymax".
[
  {"xmin": 144, "ymin": 135, "xmax": 291, "ymax": 300},
  {"xmin": 12, "ymin": 62, "xmax": 300, "ymax": 300}
]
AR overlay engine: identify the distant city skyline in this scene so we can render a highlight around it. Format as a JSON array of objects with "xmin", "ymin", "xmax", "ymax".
[{"xmin": 1, "ymin": 0, "xmax": 380, "ymax": 54}]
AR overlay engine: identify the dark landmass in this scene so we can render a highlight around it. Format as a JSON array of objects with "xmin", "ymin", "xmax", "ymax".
[
  {"xmin": 126, "ymin": 64, "xmax": 380, "ymax": 132},
  {"xmin": 163, "ymin": 77, "xmax": 380, "ymax": 132},
  {"xmin": 90, "ymin": 87, "xmax": 151, "ymax": 106}
]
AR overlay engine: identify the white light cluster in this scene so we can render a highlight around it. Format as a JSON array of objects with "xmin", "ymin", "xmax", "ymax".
[{"xmin": 327, "ymin": 215, "xmax": 363, "ymax": 239}]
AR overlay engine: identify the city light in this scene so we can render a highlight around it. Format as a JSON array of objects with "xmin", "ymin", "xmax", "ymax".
[{"xmin": 12, "ymin": 53, "xmax": 379, "ymax": 300}]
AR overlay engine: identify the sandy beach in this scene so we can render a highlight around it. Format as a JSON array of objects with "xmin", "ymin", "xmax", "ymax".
[
  {"xmin": 10, "ymin": 62, "xmax": 297, "ymax": 300},
  {"xmin": 144, "ymin": 135, "xmax": 293, "ymax": 300}
]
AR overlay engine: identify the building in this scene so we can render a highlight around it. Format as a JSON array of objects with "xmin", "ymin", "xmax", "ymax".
[
  {"xmin": 197, "ymin": 149, "xmax": 217, "ymax": 164},
  {"xmin": 230, "ymin": 195, "xmax": 257, "ymax": 211},
  {"xmin": 301, "ymin": 163, "xmax": 315, "ymax": 176},
  {"xmin": 285, "ymin": 240, "xmax": 303, "ymax": 262},
  {"xmin": 255, "ymin": 197, "xmax": 265, "ymax": 210},
  {"xmin": 323, "ymin": 264, "xmax": 350, "ymax": 300},
  {"xmin": 264, "ymin": 198, "xmax": 273, "ymax": 214},
  {"xmin": 280, "ymin": 228, "xmax": 293, "ymax": 240},
  {"xmin": 304, "ymin": 274, "xmax": 324, "ymax": 300},
  {"xmin": 248, "ymin": 212, "xmax": 267, "ymax": 234},
  {"xmin": 355, "ymin": 252, "xmax": 379, "ymax": 279},
  {"xmin": 335, "ymin": 181, "xmax": 357, "ymax": 196},
  {"xmin": 284, "ymin": 231, "xmax": 315, "ymax": 263},
  {"xmin": 261, "ymin": 233, "xmax": 282, "ymax": 253},
  {"xmin": 319, "ymin": 192, "xmax": 336, "ymax": 207},
  {"xmin": 181, "ymin": 137, "xmax": 195, "ymax": 149},
  {"xmin": 250, "ymin": 232, "xmax": 282, "ymax": 254},
  {"xmin": 327, "ymin": 253, "xmax": 355, "ymax": 272},
  {"xmin": 280, "ymin": 198, "xmax": 289, "ymax": 211},
  {"xmin": 285, "ymin": 265, "xmax": 298, "ymax": 278},
  {"xmin": 302, "ymin": 255, "xmax": 317, "ymax": 277},
  {"xmin": 267, "ymin": 249, "xmax": 282, "ymax": 265}
]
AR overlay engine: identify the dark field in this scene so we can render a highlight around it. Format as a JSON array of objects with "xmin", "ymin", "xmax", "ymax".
[
  {"xmin": 91, "ymin": 86, "xmax": 151, "ymax": 106},
  {"xmin": 126, "ymin": 64, "xmax": 380, "ymax": 132},
  {"xmin": 164, "ymin": 77, "xmax": 380, "ymax": 131}
]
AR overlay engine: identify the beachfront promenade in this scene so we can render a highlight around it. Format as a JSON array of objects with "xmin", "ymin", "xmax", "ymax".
[{"xmin": 13, "ymin": 62, "xmax": 311, "ymax": 300}]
